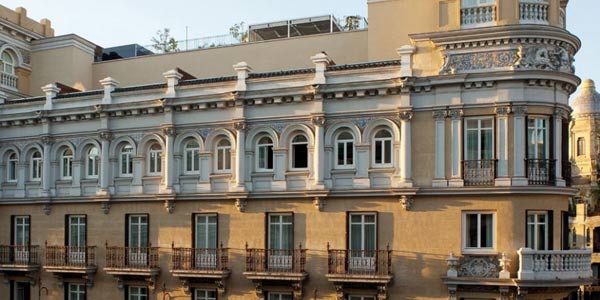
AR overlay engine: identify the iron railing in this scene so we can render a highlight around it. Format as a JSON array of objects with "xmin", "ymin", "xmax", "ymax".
[
  {"xmin": 463, "ymin": 160, "xmax": 497, "ymax": 186},
  {"xmin": 563, "ymin": 160, "xmax": 572, "ymax": 187},
  {"xmin": 172, "ymin": 245, "xmax": 229, "ymax": 271},
  {"xmin": 45, "ymin": 244, "xmax": 96, "ymax": 268},
  {"xmin": 105, "ymin": 244, "xmax": 159, "ymax": 269},
  {"xmin": 0, "ymin": 245, "xmax": 40, "ymax": 265},
  {"xmin": 327, "ymin": 245, "xmax": 392, "ymax": 276},
  {"xmin": 526, "ymin": 159, "xmax": 556, "ymax": 186},
  {"xmin": 245, "ymin": 245, "xmax": 306, "ymax": 273}
]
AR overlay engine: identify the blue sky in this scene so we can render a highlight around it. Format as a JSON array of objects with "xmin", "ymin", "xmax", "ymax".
[{"xmin": 3, "ymin": 0, "xmax": 597, "ymax": 84}]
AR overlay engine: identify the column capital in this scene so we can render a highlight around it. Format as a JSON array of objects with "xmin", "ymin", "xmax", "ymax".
[
  {"xmin": 448, "ymin": 109, "xmax": 463, "ymax": 120},
  {"xmin": 432, "ymin": 110, "xmax": 447, "ymax": 121},
  {"xmin": 41, "ymin": 135, "xmax": 54, "ymax": 146},
  {"xmin": 513, "ymin": 106, "xmax": 528, "ymax": 116},
  {"xmin": 554, "ymin": 107, "xmax": 569, "ymax": 119},
  {"xmin": 233, "ymin": 121, "xmax": 247, "ymax": 131},
  {"xmin": 495, "ymin": 106, "xmax": 511, "ymax": 116},
  {"xmin": 162, "ymin": 126, "xmax": 176, "ymax": 137},
  {"xmin": 311, "ymin": 115, "xmax": 326, "ymax": 127},
  {"xmin": 398, "ymin": 111, "xmax": 413, "ymax": 122},
  {"xmin": 98, "ymin": 131, "xmax": 113, "ymax": 141}
]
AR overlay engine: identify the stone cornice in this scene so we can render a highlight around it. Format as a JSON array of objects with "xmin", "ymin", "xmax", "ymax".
[{"xmin": 31, "ymin": 34, "xmax": 97, "ymax": 56}]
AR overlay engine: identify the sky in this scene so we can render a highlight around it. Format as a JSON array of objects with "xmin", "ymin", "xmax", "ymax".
[{"xmin": 2, "ymin": 0, "xmax": 597, "ymax": 87}]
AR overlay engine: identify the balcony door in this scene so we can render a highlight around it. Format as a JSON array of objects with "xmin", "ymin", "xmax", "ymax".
[
  {"xmin": 12, "ymin": 216, "xmax": 30, "ymax": 264},
  {"xmin": 527, "ymin": 118, "xmax": 549, "ymax": 160},
  {"xmin": 349, "ymin": 213, "xmax": 377, "ymax": 272},
  {"xmin": 127, "ymin": 215, "xmax": 149, "ymax": 267},
  {"xmin": 268, "ymin": 213, "xmax": 293, "ymax": 270},
  {"xmin": 194, "ymin": 214, "xmax": 217, "ymax": 268},
  {"xmin": 464, "ymin": 118, "xmax": 494, "ymax": 182},
  {"xmin": 67, "ymin": 215, "xmax": 86, "ymax": 264}
]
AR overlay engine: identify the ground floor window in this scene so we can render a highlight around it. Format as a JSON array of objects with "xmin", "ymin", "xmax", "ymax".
[
  {"xmin": 268, "ymin": 293, "xmax": 292, "ymax": 300},
  {"xmin": 66, "ymin": 283, "xmax": 85, "ymax": 300},
  {"xmin": 194, "ymin": 289, "xmax": 217, "ymax": 300},
  {"xmin": 11, "ymin": 281, "xmax": 30, "ymax": 300},
  {"xmin": 348, "ymin": 296, "xmax": 376, "ymax": 300},
  {"xmin": 127, "ymin": 286, "xmax": 148, "ymax": 300}
]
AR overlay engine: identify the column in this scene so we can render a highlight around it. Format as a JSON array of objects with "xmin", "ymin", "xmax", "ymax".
[
  {"xmin": 163, "ymin": 126, "xmax": 175, "ymax": 193},
  {"xmin": 233, "ymin": 121, "xmax": 246, "ymax": 191},
  {"xmin": 41, "ymin": 136, "xmax": 53, "ymax": 196},
  {"xmin": 448, "ymin": 109, "xmax": 463, "ymax": 187},
  {"xmin": 312, "ymin": 115, "xmax": 325, "ymax": 189},
  {"xmin": 495, "ymin": 107, "xmax": 510, "ymax": 186},
  {"xmin": 432, "ymin": 110, "xmax": 447, "ymax": 187},
  {"xmin": 399, "ymin": 111, "xmax": 413, "ymax": 187},
  {"xmin": 513, "ymin": 106, "xmax": 528, "ymax": 186},
  {"xmin": 99, "ymin": 131, "xmax": 112, "ymax": 195},
  {"xmin": 554, "ymin": 108, "xmax": 567, "ymax": 187}
]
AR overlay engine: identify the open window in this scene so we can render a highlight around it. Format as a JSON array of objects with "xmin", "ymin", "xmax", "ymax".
[{"xmin": 290, "ymin": 135, "xmax": 308, "ymax": 170}]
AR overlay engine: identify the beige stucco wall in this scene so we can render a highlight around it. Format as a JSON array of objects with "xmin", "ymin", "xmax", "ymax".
[
  {"xmin": 0, "ymin": 194, "xmax": 569, "ymax": 300},
  {"xmin": 29, "ymin": 46, "xmax": 94, "ymax": 95},
  {"xmin": 91, "ymin": 30, "xmax": 368, "ymax": 90}
]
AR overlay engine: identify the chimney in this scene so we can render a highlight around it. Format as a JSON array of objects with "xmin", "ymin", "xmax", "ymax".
[
  {"xmin": 99, "ymin": 77, "xmax": 119, "ymax": 104},
  {"xmin": 163, "ymin": 69, "xmax": 183, "ymax": 98},
  {"xmin": 42, "ymin": 83, "xmax": 60, "ymax": 110},
  {"xmin": 233, "ymin": 62, "xmax": 252, "ymax": 91},
  {"xmin": 311, "ymin": 52, "xmax": 332, "ymax": 85}
]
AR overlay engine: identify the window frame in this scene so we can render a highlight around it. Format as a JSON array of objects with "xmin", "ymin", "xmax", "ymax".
[
  {"xmin": 13, "ymin": 215, "xmax": 30, "ymax": 246},
  {"xmin": 373, "ymin": 129, "xmax": 393, "ymax": 167},
  {"xmin": 194, "ymin": 214, "xmax": 218, "ymax": 249},
  {"xmin": 60, "ymin": 148, "xmax": 73, "ymax": 180},
  {"xmin": 527, "ymin": 116, "xmax": 550, "ymax": 160},
  {"xmin": 184, "ymin": 140, "xmax": 201, "ymax": 175},
  {"xmin": 7, "ymin": 151, "xmax": 18, "ymax": 182},
  {"xmin": 67, "ymin": 215, "xmax": 87, "ymax": 248},
  {"xmin": 127, "ymin": 214, "xmax": 149, "ymax": 248},
  {"xmin": 348, "ymin": 212, "xmax": 378, "ymax": 251},
  {"xmin": 66, "ymin": 283, "xmax": 86, "ymax": 300},
  {"xmin": 267, "ymin": 213, "xmax": 294, "ymax": 250},
  {"xmin": 256, "ymin": 136, "xmax": 274, "ymax": 172},
  {"xmin": 194, "ymin": 289, "xmax": 217, "ymax": 300},
  {"xmin": 334, "ymin": 131, "xmax": 355, "ymax": 169},
  {"xmin": 577, "ymin": 137, "xmax": 585, "ymax": 157},
  {"xmin": 127, "ymin": 286, "xmax": 148, "ymax": 300},
  {"xmin": 290, "ymin": 134, "xmax": 309, "ymax": 171},
  {"xmin": 1, "ymin": 51, "xmax": 15, "ymax": 75},
  {"xmin": 86, "ymin": 147, "xmax": 100, "ymax": 179},
  {"xmin": 268, "ymin": 292, "xmax": 293, "ymax": 300},
  {"xmin": 464, "ymin": 117, "xmax": 495, "ymax": 161},
  {"xmin": 215, "ymin": 138, "xmax": 232, "ymax": 173},
  {"xmin": 147, "ymin": 143, "xmax": 162, "ymax": 176},
  {"xmin": 462, "ymin": 211, "xmax": 496, "ymax": 254},
  {"xmin": 30, "ymin": 150, "xmax": 42, "ymax": 181},
  {"xmin": 526, "ymin": 211, "xmax": 549, "ymax": 250},
  {"xmin": 119, "ymin": 144, "xmax": 134, "ymax": 177}
]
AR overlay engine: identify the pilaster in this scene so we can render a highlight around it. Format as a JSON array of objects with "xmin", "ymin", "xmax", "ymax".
[
  {"xmin": 311, "ymin": 114, "xmax": 326, "ymax": 190},
  {"xmin": 512, "ymin": 106, "xmax": 528, "ymax": 186},
  {"xmin": 495, "ymin": 106, "xmax": 511, "ymax": 186},
  {"xmin": 433, "ymin": 110, "xmax": 448, "ymax": 187},
  {"xmin": 398, "ymin": 110, "xmax": 413, "ymax": 187},
  {"xmin": 448, "ymin": 109, "xmax": 463, "ymax": 187}
]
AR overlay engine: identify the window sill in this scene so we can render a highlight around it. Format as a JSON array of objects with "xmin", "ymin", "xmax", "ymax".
[
  {"xmin": 252, "ymin": 171, "xmax": 274, "ymax": 177},
  {"xmin": 369, "ymin": 167, "xmax": 395, "ymax": 173},
  {"xmin": 180, "ymin": 175, "xmax": 200, "ymax": 180},
  {"xmin": 461, "ymin": 248, "xmax": 498, "ymax": 256},
  {"xmin": 55, "ymin": 180, "xmax": 73, "ymax": 184},
  {"xmin": 143, "ymin": 176, "xmax": 162, "ymax": 180},
  {"xmin": 210, "ymin": 173, "xmax": 232, "ymax": 179},
  {"xmin": 286, "ymin": 170, "xmax": 309, "ymax": 176},
  {"xmin": 81, "ymin": 178, "xmax": 98, "ymax": 183},
  {"xmin": 331, "ymin": 169, "xmax": 356, "ymax": 175},
  {"xmin": 114, "ymin": 177, "xmax": 133, "ymax": 182},
  {"xmin": 25, "ymin": 181, "xmax": 41, "ymax": 185},
  {"xmin": 2, "ymin": 182, "xmax": 17, "ymax": 187}
]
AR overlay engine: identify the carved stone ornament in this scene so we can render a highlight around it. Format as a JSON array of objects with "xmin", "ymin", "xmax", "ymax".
[
  {"xmin": 433, "ymin": 110, "xmax": 448, "ymax": 121},
  {"xmin": 554, "ymin": 107, "xmax": 569, "ymax": 119},
  {"xmin": 215, "ymin": 280, "xmax": 226, "ymax": 295},
  {"xmin": 447, "ymin": 109, "xmax": 463, "ymax": 120},
  {"xmin": 334, "ymin": 284, "xmax": 344, "ymax": 300},
  {"xmin": 42, "ymin": 203, "xmax": 51, "ymax": 216},
  {"xmin": 512, "ymin": 106, "xmax": 528, "ymax": 116},
  {"xmin": 495, "ymin": 106, "xmax": 511, "ymax": 116},
  {"xmin": 398, "ymin": 111, "xmax": 413, "ymax": 122},
  {"xmin": 313, "ymin": 197, "xmax": 325, "ymax": 212},
  {"xmin": 515, "ymin": 45, "xmax": 574, "ymax": 73},
  {"xmin": 311, "ymin": 115, "xmax": 326, "ymax": 127},
  {"xmin": 458, "ymin": 255, "xmax": 500, "ymax": 278},
  {"xmin": 440, "ymin": 50, "xmax": 519, "ymax": 74},
  {"xmin": 377, "ymin": 285, "xmax": 388, "ymax": 300},
  {"xmin": 101, "ymin": 202, "xmax": 110, "ymax": 214},
  {"xmin": 164, "ymin": 200, "xmax": 175, "ymax": 214},
  {"xmin": 446, "ymin": 252, "xmax": 459, "ymax": 277},
  {"xmin": 162, "ymin": 126, "xmax": 176, "ymax": 137},
  {"xmin": 233, "ymin": 121, "xmax": 247, "ymax": 131},
  {"xmin": 235, "ymin": 198, "xmax": 247, "ymax": 213},
  {"xmin": 400, "ymin": 195, "xmax": 413, "ymax": 211},
  {"xmin": 41, "ymin": 135, "xmax": 54, "ymax": 145},
  {"xmin": 98, "ymin": 131, "xmax": 113, "ymax": 141},
  {"xmin": 292, "ymin": 282, "xmax": 303, "ymax": 300}
]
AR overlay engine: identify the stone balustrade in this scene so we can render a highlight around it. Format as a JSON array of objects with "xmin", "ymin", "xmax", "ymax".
[
  {"xmin": 517, "ymin": 248, "xmax": 593, "ymax": 281},
  {"xmin": 0, "ymin": 72, "xmax": 17, "ymax": 90},
  {"xmin": 460, "ymin": 4, "xmax": 496, "ymax": 28},
  {"xmin": 519, "ymin": 0, "xmax": 549, "ymax": 25}
]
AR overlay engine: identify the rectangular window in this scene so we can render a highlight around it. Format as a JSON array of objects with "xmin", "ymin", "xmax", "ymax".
[
  {"xmin": 11, "ymin": 281, "xmax": 30, "ymax": 300},
  {"xmin": 194, "ymin": 214, "xmax": 218, "ymax": 269},
  {"xmin": 465, "ymin": 118, "xmax": 494, "ymax": 160},
  {"xmin": 527, "ymin": 211, "xmax": 549, "ymax": 250},
  {"xmin": 7, "ymin": 155, "xmax": 17, "ymax": 182},
  {"xmin": 268, "ymin": 293, "xmax": 293, "ymax": 300},
  {"xmin": 527, "ymin": 118, "xmax": 549, "ymax": 159},
  {"xmin": 127, "ymin": 286, "xmax": 148, "ymax": 300},
  {"xmin": 66, "ymin": 283, "xmax": 85, "ymax": 300},
  {"xmin": 67, "ymin": 215, "xmax": 86, "ymax": 265},
  {"xmin": 268, "ymin": 213, "xmax": 293, "ymax": 270},
  {"xmin": 463, "ymin": 212, "xmax": 495, "ymax": 251},
  {"xmin": 13, "ymin": 216, "xmax": 30, "ymax": 246},
  {"xmin": 127, "ymin": 215, "xmax": 149, "ymax": 267},
  {"xmin": 195, "ymin": 289, "xmax": 217, "ymax": 300},
  {"xmin": 349, "ymin": 213, "xmax": 377, "ymax": 271}
]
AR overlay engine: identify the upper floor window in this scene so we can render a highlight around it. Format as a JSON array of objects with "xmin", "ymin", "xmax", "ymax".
[
  {"xmin": 1, "ymin": 51, "xmax": 15, "ymax": 75},
  {"xmin": 577, "ymin": 137, "xmax": 585, "ymax": 157},
  {"xmin": 30, "ymin": 150, "xmax": 42, "ymax": 181},
  {"xmin": 86, "ymin": 147, "xmax": 100, "ymax": 178},
  {"xmin": 148, "ymin": 143, "xmax": 162, "ymax": 176},
  {"xmin": 290, "ymin": 135, "xmax": 308, "ymax": 170},
  {"xmin": 527, "ymin": 117, "xmax": 549, "ymax": 159},
  {"xmin": 335, "ymin": 132, "xmax": 355, "ymax": 168},
  {"xmin": 215, "ymin": 139, "xmax": 232, "ymax": 172},
  {"xmin": 526, "ymin": 211, "xmax": 549, "ymax": 250},
  {"xmin": 61, "ymin": 148, "xmax": 73, "ymax": 180},
  {"xmin": 257, "ymin": 136, "xmax": 274, "ymax": 171},
  {"xmin": 373, "ymin": 129, "xmax": 393, "ymax": 167},
  {"xmin": 184, "ymin": 140, "xmax": 200, "ymax": 174},
  {"xmin": 120, "ymin": 144, "xmax": 134, "ymax": 176},
  {"xmin": 463, "ymin": 212, "xmax": 495, "ymax": 252},
  {"xmin": 6, "ymin": 151, "xmax": 17, "ymax": 182},
  {"xmin": 465, "ymin": 118, "xmax": 493, "ymax": 161}
]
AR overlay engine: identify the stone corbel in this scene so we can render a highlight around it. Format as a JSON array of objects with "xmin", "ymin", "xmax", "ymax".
[
  {"xmin": 42, "ymin": 203, "xmax": 51, "ymax": 215},
  {"xmin": 235, "ymin": 198, "xmax": 247, "ymax": 212},
  {"xmin": 313, "ymin": 197, "xmax": 325, "ymax": 211},
  {"xmin": 334, "ymin": 284, "xmax": 344, "ymax": 300},
  {"xmin": 162, "ymin": 126, "xmax": 176, "ymax": 137},
  {"xmin": 292, "ymin": 282, "xmax": 303, "ymax": 300},
  {"xmin": 215, "ymin": 279, "xmax": 226, "ymax": 295},
  {"xmin": 516, "ymin": 287, "xmax": 527, "ymax": 300},
  {"xmin": 147, "ymin": 275, "xmax": 157, "ymax": 293},
  {"xmin": 448, "ymin": 285, "xmax": 457, "ymax": 300},
  {"xmin": 100, "ymin": 201, "xmax": 110, "ymax": 214},
  {"xmin": 233, "ymin": 121, "xmax": 247, "ymax": 132},
  {"xmin": 398, "ymin": 111, "xmax": 413, "ymax": 122},
  {"xmin": 164, "ymin": 199, "xmax": 175, "ymax": 214},
  {"xmin": 499, "ymin": 287, "xmax": 510, "ymax": 300},
  {"xmin": 311, "ymin": 115, "xmax": 326, "ymax": 127},
  {"xmin": 400, "ymin": 195, "xmax": 413, "ymax": 211},
  {"xmin": 252, "ymin": 280, "xmax": 264, "ymax": 300},
  {"xmin": 377, "ymin": 285, "xmax": 388, "ymax": 300}
]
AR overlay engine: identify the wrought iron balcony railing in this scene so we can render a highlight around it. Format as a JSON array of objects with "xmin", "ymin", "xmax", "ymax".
[
  {"xmin": 172, "ymin": 246, "xmax": 229, "ymax": 271},
  {"xmin": 45, "ymin": 244, "xmax": 96, "ymax": 268},
  {"xmin": 563, "ymin": 160, "xmax": 572, "ymax": 187},
  {"xmin": 327, "ymin": 246, "xmax": 392, "ymax": 276},
  {"xmin": 245, "ymin": 246, "xmax": 306, "ymax": 273},
  {"xmin": 463, "ymin": 160, "xmax": 497, "ymax": 186},
  {"xmin": 105, "ymin": 245, "xmax": 159, "ymax": 269},
  {"xmin": 0, "ymin": 245, "xmax": 40, "ymax": 265},
  {"xmin": 526, "ymin": 159, "xmax": 556, "ymax": 186}
]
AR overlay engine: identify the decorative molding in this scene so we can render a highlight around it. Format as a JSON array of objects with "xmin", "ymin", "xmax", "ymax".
[
  {"xmin": 100, "ymin": 201, "xmax": 110, "ymax": 214},
  {"xmin": 311, "ymin": 115, "xmax": 326, "ymax": 127},
  {"xmin": 292, "ymin": 282, "xmax": 303, "ymax": 300},
  {"xmin": 398, "ymin": 111, "xmax": 413, "ymax": 122},
  {"xmin": 513, "ymin": 106, "xmax": 528, "ymax": 116},
  {"xmin": 235, "ymin": 198, "xmax": 247, "ymax": 213},
  {"xmin": 162, "ymin": 126, "xmax": 175, "ymax": 137},
  {"xmin": 448, "ymin": 109, "xmax": 463, "ymax": 120},
  {"xmin": 98, "ymin": 131, "xmax": 113, "ymax": 141},
  {"xmin": 400, "ymin": 195, "xmax": 413, "ymax": 211},
  {"xmin": 42, "ymin": 203, "xmax": 51, "ymax": 215},
  {"xmin": 441, "ymin": 50, "xmax": 519, "ymax": 75},
  {"xmin": 41, "ymin": 135, "xmax": 54, "ymax": 146},
  {"xmin": 233, "ymin": 121, "xmax": 247, "ymax": 131},
  {"xmin": 458, "ymin": 255, "xmax": 500, "ymax": 278},
  {"xmin": 432, "ymin": 110, "xmax": 447, "ymax": 121},
  {"xmin": 495, "ymin": 106, "xmax": 511, "ymax": 116},
  {"xmin": 313, "ymin": 197, "xmax": 325, "ymax": 212},
  {"xmin": 198, "ymin": 128, "xmax": 212, "ymax": 139},
  {"xmin": 554, "ymin": 107, "xmax": 569, "ymax": 119},
  {"xmin": 164, "ymin": 200, "xmax": 175, "ymax": 214},
  {"xmin": 515, "ymin": 45, "xmax": 574, "ymax": 73}
]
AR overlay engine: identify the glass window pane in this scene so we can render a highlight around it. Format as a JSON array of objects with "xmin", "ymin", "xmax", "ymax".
[
  {"xmin": 467, "ymin": 214, "xmax": 478, "ymax": 248},
  {"xmin": 350, "ymin": 224, "xmax": 362, "ymax": 250},
  {"xmin": 347, "ymin": 142, "xmax": 354, "ymax": 165},
  {"xmin": 481, "ymin": 214, "xmax": 493, "ymax": 248},
  {"xmin": 375, "ymin": 141, "xmax": 383, "ymax": 164},
  {"xmin": 384, "ymin": 140, "xmax": 392, "ymax": 164},
  {"xmin": 365, "ymin": 224, "xmax": 376, "ymax": 250}
]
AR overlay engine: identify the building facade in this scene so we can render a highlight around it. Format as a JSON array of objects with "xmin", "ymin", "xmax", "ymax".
[{"xmin": 0, "ymin": 1, "xmax": 592, "ymax": 300}]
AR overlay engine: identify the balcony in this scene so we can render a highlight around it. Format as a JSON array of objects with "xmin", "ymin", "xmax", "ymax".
[
  {"xmin": 517, "ymin": 248, "xmax": 593, "ymax": 281},
  {"xmin": 243, "ymin": 246, "xmax": 308, "ymax": 299},
  {"xmin": 0, "ymin": 72, "xmax": 17, "ymax": 91},
  {"xmin": 44, "ymin": 245, "xmax": 97, "ymax": 285},
  {"xmin": 460, "ymin": 4, "xmax": 497, "ymax": 28},
  {"xmin": 171, "ymin": 245, "xmax": 230, "ymax": 294},
  {"xmin": 104, "ymin": 245, "xmax": 160, "ymax": 291},
  {"xmin": 519, "ymin": 0, "xmax": 549, "ymax": 25},
  {"xmin": 0, "ymin": 245, "xmax": 40, "ymax": 272},
  {"xmin": 463, "ymin": 160, "xmax": 496, "ymax": 186},
  {"xmin": 526, "ymin": 159, "xmax": 555, "ymax": 185}
]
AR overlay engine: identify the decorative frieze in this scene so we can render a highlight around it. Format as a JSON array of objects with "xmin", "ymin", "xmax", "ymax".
[
  {"xmin": 457, "ymin": 255, "xmax": 500, "ymax": 278},
  {"xmin": 441, "ymin": 50, "xmax": 519, "ymax": 74},
  {"xmin": 515, "ymin": 45, "xmax": 574, "ymax": 73}
]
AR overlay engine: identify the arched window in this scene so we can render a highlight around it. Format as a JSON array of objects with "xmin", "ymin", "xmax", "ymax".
[
  {"xmin": 256, "ymin": 136, "xmax": 274, "ymax": 171},
  {"xmin": 120, "ymin": 144, "xmax": 134, "ymax": 176},
  {"xmin": 86, "ymin": 147, "xmax": 100, "ymax": 178},
  {"xmin": 148, "ymin": 143, "xmax": 162, "ymax": 175},
  {"xmin": 374, "ymin": 129, "xmax": 393, "ymax": 166},
  {"xmin": 290, "ymin": 135, "xmax": 308, "ymax": 170},
  {"xmin": 335, "ymin": 131, "xmax": 354, "ymax": 168},
  {"xmin": 61, "ymin": 148, "xmax": 73, "ymax": 179},
  {"xmin": 577, "ymin": 137, "xmax": 585, "ymax": 156},
  {"xmin": 31, "ymin": 150, "xmax": 42, "ymax": 181},
  {"xmin": 215, "ymin": 139, "xmax": 231, "ymax": 172},
  {"xmin": 184, "ymin": 140, "xmax": 201, "ymax": 174},
  {"xmin": 6, "ymin": 151, "xmax": 17, "ymax": 182},
  {"xmin": 1, "ymin": 51, "xmax": 15, "ymax": 75}
]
